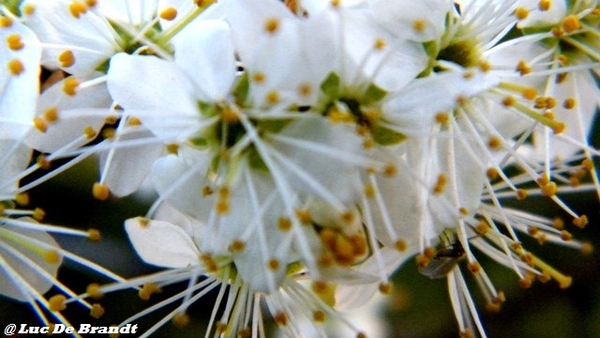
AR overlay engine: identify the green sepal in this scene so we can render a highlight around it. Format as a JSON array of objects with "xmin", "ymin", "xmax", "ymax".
[
  {"xmin": 372, "ymin": 124, "xmax": 407, "ymax": 146},
  {"xmin": 320, "ymin": 72, "xmax": 341, "ymax": 98},
  {"xmin": 233, "ymin": 72, "xmax": 250, "ymax": 105},
  {"xmin": 363, "ymin": 83, "xmax": 387, "ymax": 104}
]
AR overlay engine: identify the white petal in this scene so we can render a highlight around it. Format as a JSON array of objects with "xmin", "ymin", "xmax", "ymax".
[
  {"xmin": 0, "ymin": 224, "xmax": 62, "ymax": 302},
  {"xmin": 173, "ymin": 20, "xmax": 236, "ymax": 101},
  {"xmin": 22, "ymin": 0, "xmax": 119, "ymax": 76},
  {"xmin": 0, "ymin": 140, "xmax": 32, "ymax": 195},
  {"xmin": 99, "ymin": 127, "xmax": 164, "ymax": 197},
  {"xmin": 151, "ymin": 154, "xmax": 214, "ymax": 220},
  {"xmin": 384, "ymin": 70, "xmax": 498, "ymax": 131},
  {"xmin": 334, "ymin": 248, "xmax": 415, "ymax": 310},
  {"xmin": 0, "ymin": 19, "xmax": 41, "ymax": 138},
  {"xmin": 124, "ymin": 217, "xmax": 200, "ymax": 268},
  {"xmin": 371, "ymin": 0, "xmax": 455, "ymax": 42}
]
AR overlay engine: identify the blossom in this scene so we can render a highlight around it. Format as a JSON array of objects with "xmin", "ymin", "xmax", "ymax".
[{"xmin": 79, "ymin": 208, "xmax": 380, "ymax": 337}]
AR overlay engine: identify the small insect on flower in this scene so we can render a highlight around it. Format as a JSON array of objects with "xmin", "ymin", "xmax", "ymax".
[{"xmin": 419, "ymin": 230, "xmax": 466, "ymax": 279}]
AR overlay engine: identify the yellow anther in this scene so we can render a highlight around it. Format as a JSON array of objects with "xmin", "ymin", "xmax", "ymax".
[
  {"xmin": 544, "ymin": 97, "xmax": 556, "ymax": 109},
  {"xmin": 313, "ymin": 310, "xmax": 326, "ymax": 322},
  {"xmin": 215, "ymin": 199, "xmax": 229, "ymax": 214},
  {"xmin": 560, "ymin": 230, "xmax": 572, "ymax": 241},
  {"xmin": 433, "ymin": 173, "xmax": 447, "ymax": 194},
  {"xmin": 274, "ymin": 312, "xmax": 289, "ymax": 326},
  {"xmin": 423, "ymin": 247, "xmax": 437, "ymax": 259},
  {"xmin": 415, "ymin": 254, "xmax": 430, "ymax": 268},
  {"xmin": 298, "ymin": 83, "xmax": 312, "ymax": 97},
  {"xmin": 22, "ymin": 4, "xmax": 36, "ymax": 16},
  {"xmin": 330, "ymin": 0, "xmax": 340, "ymax": 8},
  {"xmin": 551, "ymin": 121, "xmax": 565, "ymax": 134},
  {"xmin": 581, "ymin": 242, "xmax": 594, "ymax": 255},
  {"xmin": 460, "ymin": 329, "xmax": 474, "ymax": 338},
  {"xmin": 85, "ymin": 0, "xmax": 97, "ymax": 6},
  {"xmin": 278, "ymin": 217, "xmax": 292, "ymax": 231},
  {"xmin": 93, "ymin": 182, "xmax": 110, "ymax": 200},
  {"xmin": 159, "ymin": 7, "xmax": 178, "ymax": 20},
  {"xmin": 538, "ymin": 0, "xmax": 551, "ymax": 11},
  {"xmin": 383, "ymin": 164, "xmax": 397, "ymax": 177},
  {"xmin": 7, "ymin": 34, "xmax": 24, "ymax": 50},
  {"xmin": 45, "ymin": 250, "xmax": 60, "ymax": 264},
  {"xmin": 63, "ymin": 77, "xmax": 79, "ymax": 96},
  {"xmin": 516, "ymin": 189, "xmax": 528, "ymax": 200},
  {"xmin": 467, "ymin": 261, "xmax": 481, "ymax": 274},
  {"xmin": 522, "ymin": 87, "xmax": 537, "ymax": 100},
  {"xmin": 462, "ymin": 71, "xmax": 475, "ymax": 79},
  {"xmin": 15, "ymin": 192, "xmax": 29, "ymax": 206},
  {"xmin": 502, "ymin": 96, "xmax": 516, "ymax": 107},
  {"xmin": 166, "ymin": 143, "xmax": 179, "ymax": 154},
  {"xmin": 476, "ymin": 221, "xmax": 491, "ymax": 235},
  {"xmin": 268, "ymin": 258, "xmax": 280, "ymax": 271},
  {"xmin": 572, "ymin": 215, "xmax": 588, "ymax": 228},
  {"xmin": 516, "ymin": 60, "xmax": 531, "ymax": 75},
  {"xmin": 552, "ymin": 217, "xmax": 564, "ymax": 229},
  {"xmin": 0, "ymin": 16, "xmax": 13, "ymax": 27},
  {"xmin": 364, "ymin": 183, "xmax": 375, "ymax": 197},
  {"xmin": 43, "ymin": 107, "xmax": 59, "ymax": 122},
  {"xmin": 518, "ymin": 277, "xmax": 533, "ymax": 289},
  {"xmin": 32, "ymin": 208, "xmax": 46, "ymax": 221},
  {"xmin": 569, "ymin": 176, "xmax": 580, "ymax": 187},
  {"xmin": 528, "ymin": 226, "xmax": 540, "ymax": 236},
  {"xmin": 563, "ymin": 98, "xmax": 576, "ymax": 109},
  {"xmin": 138, "ymin": 283, "xmax": 162, "ymax": 300},
  {"xmin": 87, "ymin": 283, "xmax": 104, "ymax": 299},
  {"xmin": 58, "ymin": 50, "xmax": 75, "ymax": 68},
  {"xmin": 200, "ymin": 253, "xmax": 218, "ymax": 272},
  {"xmin": 8, "ymin": 59, "xmax": 24, "ymax": 75},
  {"xmin": 340, "ymin": 211, "xmax": 355, "ymax": 224},
  {"xmin": 514, "ymin": 7, "xmax": 529, "ymax": 20},
  {"xmin": 487, "ymin": 136, "xmax": 502, "ymax": 150},
  {"xmin": 49, "ymin": 295, "xmax": 67, "ymax": 311},
  {"xmin": 552, "ymin": 27, "xmax": 565, "ymax": 37},
  {"xmin": 87, "ymin": 228, "xmax": 101, "ymax": 241},
  {"xmin": 540, "ymin": 181, "xmax": 557, "ymax": 197},
  {"xmin": 37, "ymin": 155, "xmax": 51, "ymax": 169},
  {"xmin": 172, "ymin": 313, "xmax": 190, "ymax": 328},
  {"xmin": 127, "ymin": 116, "xmax": 142, "ymax": 126},
  {"xmin": 412, "ymin": 19, "xmax": 426, "ymax": 32},
  {"xmin": 90, "ymin": 304, "xmax": 104, "ymax": 319},
  {"xmin": 228, "ymin": 240, "xmax": 245, "ymax": 253},
  {"xmin": 486, "ymin": 167, "xmax": 499, "ymax": 180},
  {"xmin": 266, "ymin": 90, "xmax": 280, "ymax": 105},
  {"xmin": 435, "ymin": 112, "xmax": 449, "ymax": 124},
  {"xmin": 264, "ymin": 17, "xmax": 280, "ymax": 33},
  {"xmin": 478, "ymin": 60, "xmax": 491, "ymax": 72},
  {"xmin": 295, "ymin": 208, "xmax": 312, "ymax": 224},
  {"xmin": 379, "ymin": 282, "xmax": 392, "ymax": 294},
  {"xmin": 456, "ymin": 95, "xmax": 467, "ymax": 107},
  {"xmin": 252, "ymin": 72, "xmax": 265, "ymax": 84},
  {"xmin": 581, "ymin": 158, "xmax": 593, "ymax": 171},
  {"xmin": 556, "ymin": 54, "xmax": 568, "ymax": 65},
  {"xmin": 459, "ymin": 207, "xmax": 469, "ymax": 215},
  {"xmin": 102, "ymin": 127, "xmax": 115, "ymax": 139},
  {"xmin": 374, "ymin": 37, "xmax": 386, "ymax": 50},
  {"xmin": 562, "ymin": 14, "xmax": 580, "ymax": 34},
  {"xmin": 69, "ymin": 1, "xmax": 88, "ymax": 18},
  {"xmin": 395, "ymin": 239, "xmax": 408, "ymax": 252},
  {"xmin": 485, "ymin": 301, "xmax": 502, "ymax": 313},
  {"xmin": 83, "ymin": 125, "xmax": 97, "ymax": 139}
]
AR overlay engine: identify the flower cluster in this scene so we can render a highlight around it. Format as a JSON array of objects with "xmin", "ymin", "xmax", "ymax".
[{"xmin": 1, "ymin": 0, "xmax": 598, "ymax": 337}]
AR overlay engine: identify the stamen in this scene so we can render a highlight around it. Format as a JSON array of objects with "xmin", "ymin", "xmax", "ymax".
[
  {"xmin": 6, "ymin": 33, "xmax": 24, "ymax": 50},
  {"xmin": 7, "ymin": 58, "xmax": 24, "ymax": 75}
]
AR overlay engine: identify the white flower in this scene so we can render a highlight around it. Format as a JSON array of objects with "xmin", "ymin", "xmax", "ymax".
[{"xmin": 114, "ymin": 212, "xmax": 373, "ymax": 337}]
